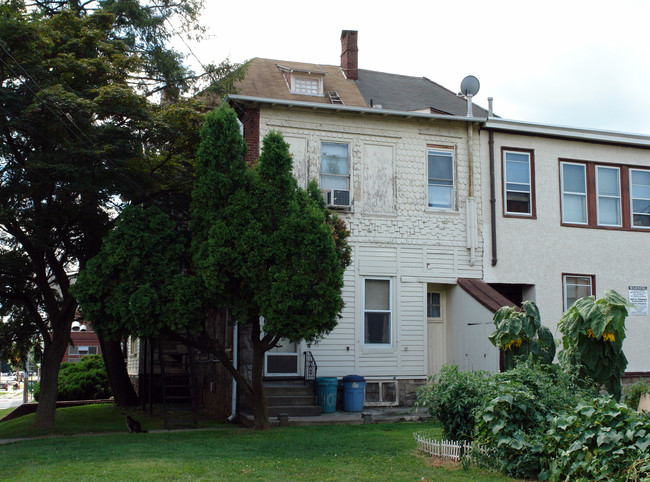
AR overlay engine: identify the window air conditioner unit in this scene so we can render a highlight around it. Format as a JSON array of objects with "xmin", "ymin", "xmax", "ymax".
[{"xmin": 326, "ymin": 189, "xmax": 350, "ymax": 208}]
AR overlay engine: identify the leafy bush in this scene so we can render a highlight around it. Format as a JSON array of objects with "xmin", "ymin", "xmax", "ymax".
[
  {"xmin": 558, "ymin": 290, "xmax": 634, "ymax": 401},
  {"xmin": 34, "ymin": 355, "xmax": 111, "ymax": 401},
  {"xmin": 541, "ymin": 397, "xmax": 650, "ymax": 481},
  {"xmin": 489, "ymin": 301, "xmax": 555, "ymax": 370},
  {"xmin": 474, "ymin": 361, "xmax": 594, "ymax": 479},
  {"xmin": 415, "ymin": 365, "xmax": 489, "ymax": 441},
  {"xmin": 475, "ymin": 381, "xmax": 546, "ymax": 479},
  {"xmin": 625, "ymin": 380, "xmax": 650, "ymax": 410}
]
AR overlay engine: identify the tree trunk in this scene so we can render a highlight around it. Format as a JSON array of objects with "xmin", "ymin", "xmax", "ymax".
[
  {"xmin": 97, "ymin": 333, "xmax": 139, "ymax": 407},
  {"xmin": 250, "ymin": 320, "xmax": 269, "ymax": 430},
  {"xmin": 32, "ymin": 335, "xmax": 67, "ymax": 428}
]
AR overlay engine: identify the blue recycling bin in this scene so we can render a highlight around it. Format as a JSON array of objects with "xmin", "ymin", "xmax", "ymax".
[
  {"xmin": 341, "ymin": 375, "xmax": 366, "ymax": 411},
  {"xmin": 315, "ymin": 377, "xmax": 338, "ymax": 413}
]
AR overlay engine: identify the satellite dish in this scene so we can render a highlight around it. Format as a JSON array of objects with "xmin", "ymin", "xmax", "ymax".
[{"xmin": 460, "ymin": 75, "xmax": 480, "ymax": 97}]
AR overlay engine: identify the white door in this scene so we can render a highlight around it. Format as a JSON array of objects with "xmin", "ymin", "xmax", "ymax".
[
  {"xmin": 264, "ymin": 340, "xmax": 299, "ymax": 377},
  {"xmin": 427, "ymin": 288, "xmax": 446, "ymax": 377}
]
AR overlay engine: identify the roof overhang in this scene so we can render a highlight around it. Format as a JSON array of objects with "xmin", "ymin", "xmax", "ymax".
[
  {"xmin": 484, "ymin": 117, "xmax": 650, "ymax": 148},
  {"xmin": 225, "ymin": 94, "xmax": 486, "ymax": 124}
]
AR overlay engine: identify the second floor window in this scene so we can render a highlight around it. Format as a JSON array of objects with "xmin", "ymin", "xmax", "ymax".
[
  {"xmin": 427, "ymin": 148, "xmax": 454, "ymax": 209},
  {"xmin": 596, "ymin": 166, "xmax": 621, "ymax": 227},
  {"xmin": 561, "ymin": 162, "xmax": 588, "ymax": 224},
  {"xmin": 631, "ymin": 169, "xmax": 650, "ymax": 228},
  {"xmin": 503, "ymin": 149, "xmax": 535, "ymax": 216},
  {"xmin": 321, "ymin": 142, "xmax": 349, "ymax": 191}
]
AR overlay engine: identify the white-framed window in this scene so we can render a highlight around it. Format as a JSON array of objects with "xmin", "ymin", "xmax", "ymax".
[
  {"xmin": 630, "ymin": 168, "xmax": 650, "ymax": 228},
  {"xmin": 427, "ymin": 148, "xmax": 454, "ymax": 209},
  {"xmin": 561, "ymin": 162, "xmax": 588, "ymax": 224},
  {"xmin": 596, "ymin": 166, "xmax": 621, "ymax": 226},
  {"xmin": 321, "ymin": 142, "xmax": 349, "ymax": 190},
  {"xmin": 292, "ymin": 76, "xmax": 322, "ymax": 96},
  {"xmin": 363, "ymin": 278, "xmax": 392, "ymax": 345},
  {"xmin": 563, "ymin": 274, "xmax": 594, "ymax": 310},
  {"xmin": 504, "ymin": 150, "xmax": 534, "ymax": 216}
]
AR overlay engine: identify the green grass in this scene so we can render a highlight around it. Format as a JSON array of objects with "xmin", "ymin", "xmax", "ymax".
[
  {"xmin": 0, "ymin": 406, "xmax": 515, "ymax": 481},
  {"xmin": 0, "ymin": 403, "xmax": 225, "ymax": 439}
]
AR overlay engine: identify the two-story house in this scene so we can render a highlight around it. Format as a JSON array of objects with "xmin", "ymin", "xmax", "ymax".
[{"xmin": 482, "ymin": 118, "xmax": 649, "ymax": 378}]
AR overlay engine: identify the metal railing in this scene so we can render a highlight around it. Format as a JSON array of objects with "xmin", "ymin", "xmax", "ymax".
[{"xmin": 303, "ymin": 350, "xmax": 317, "ymax": 385}]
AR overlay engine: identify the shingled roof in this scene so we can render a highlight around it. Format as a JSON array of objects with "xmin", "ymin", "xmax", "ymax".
[
  {"xmin": 233, "ymin": 58, "xmax": 367, "ymax": 107},
  {"xmin": 356, "ymin": 69, "xmax": 489, "ymax": 117},
  {"xmin": 231, "ymin": 31, "xmax": 490, "ymax": 117}
]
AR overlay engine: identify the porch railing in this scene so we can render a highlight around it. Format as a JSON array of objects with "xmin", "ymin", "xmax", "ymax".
[{"xmin": 303, "ymin": 350, "xmax": 317, "ymax": 385}]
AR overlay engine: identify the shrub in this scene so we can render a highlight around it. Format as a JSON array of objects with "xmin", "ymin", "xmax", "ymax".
[
  {"xmin": 541, "ymin": 397, "xmax": 650, "ymax": 481},
  {"xmin": 474, "ymin": 361, "xmax": 593, "ymax": 479},
  {"xmin": 34, "ymin": 355, "xmax": 111, "ymax": 401},
  {"xmin": 474, "ymin": 381, "xmax": 546, "ymax": 479},
  {"xmin": 415, "ymin": 364, "xmax": 489, "ymax": 441},
  {"xmin": 625, "ymin": 380, "xmax": 650, "ymax": 411}
]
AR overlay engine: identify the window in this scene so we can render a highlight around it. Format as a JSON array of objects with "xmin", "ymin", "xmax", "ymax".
[
  {"xmin": 294, "ymin": 77, "xmax": 320, "ymax": 95},
  {"xmin": 427, "ymin": 148, "xmax": 454, "ymax": 209},
  {"xmin": 560, "ymin": 160, "xmax": 650, "ymax": 231},
  {"xmin": 596, "ymin": 166, "xmax": 621, "ymax": 226},
  {"xmin": 364, "ymin": 278, "xmax": 392, "ymax": 345},
  {"xmin": 631, "ymin": 169, "xmax": 650, "ymax": 228},
  {"xmin": 561, "ymin": 162, "xmax": 588, "ymax": 224},
  {"xmin": 563, "ymin": 274, "xmax": 594, "ymax": 310},
  {"xmin": 427, "ymin": 292, "xmax": 441, "ymax": 318},
  {"xmin": 321, "ymin": 142, "xmax": 349, "ymax": 190},
  {"xmin": 503, "ymin": 149, "xmax": 535, "ymax": 216},
  {"xmin": 68, "ymin": 346, "xmax": 98, "ymax": 356}
]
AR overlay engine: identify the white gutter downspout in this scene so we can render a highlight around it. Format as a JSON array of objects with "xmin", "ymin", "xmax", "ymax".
[
  {"xmin": 228, "ymin": 321, "xmax": 238, "ymax": 421},
  {"xmin": 466, "ymin": 122, "xmax": 477, "ymax": 266}
]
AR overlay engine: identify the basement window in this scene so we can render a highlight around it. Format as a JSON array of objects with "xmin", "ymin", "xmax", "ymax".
[{"xmin": 364, "ymin": 380, "xmax": 399, "ymax": 406}]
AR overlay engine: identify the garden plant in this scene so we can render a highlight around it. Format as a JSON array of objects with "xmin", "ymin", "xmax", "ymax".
[{"xmin": 416, "ymin": 290, "xmax": 650, "ymax": 481}]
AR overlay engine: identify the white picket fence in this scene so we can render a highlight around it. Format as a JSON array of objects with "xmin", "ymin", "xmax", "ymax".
[{"xmin": 413, "ymin": 430, "xmax": 484, "ymax": 461}]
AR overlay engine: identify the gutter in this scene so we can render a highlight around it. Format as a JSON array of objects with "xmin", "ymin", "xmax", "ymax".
[
  {"xmin": 484, "ymin": 117, "xmax": 650, "ymax": 148},
  {"xmin": 225, "ymin": 94, "xmax": 487, "ymax": 124}
]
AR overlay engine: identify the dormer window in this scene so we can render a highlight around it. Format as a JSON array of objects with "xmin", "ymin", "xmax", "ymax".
[
  {"xmin": 294, "ymin": 77, "xmax": 320, "ymax": 95},
  {"xmin": 278, "ymin": 64, "xmax": 325, "ymax": 97}
]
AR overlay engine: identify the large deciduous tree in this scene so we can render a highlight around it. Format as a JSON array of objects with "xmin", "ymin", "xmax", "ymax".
[
  {"xmin": 75, "ymin": 104, "xmax": 351, "ymax": 429},
  {"xmin": 0, "ymin": 0, "xmax": 241, "ymax": 428}
]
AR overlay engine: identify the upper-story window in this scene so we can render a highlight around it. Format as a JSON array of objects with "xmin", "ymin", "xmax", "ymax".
[
  {"xmin": 631, "ymin": 169, "xmax": 650, "ymax": 228},
  {"xmin": 561, "ymin": 162, "xmax": 588, "ymax": 224},
  {"xmin": 560, "ymin": 160, "xmax": 649, "ymax": 231},
  {"xmin": 427, "ymin": 147, "xmax": 454, "ymax": 209},
  {"xmin": 596, "ymin": 166, "xmax": 621, "ymax": 227},
  {"xmin": 321, "ymin": 142, "xmax": 349, "ymax": 190},
  {"xmin": 294, "ymin": 77, "xmax": 320, "ymax": 95},
  {"xmin": 503, "ymin": 149, "xmax": 535, "ymax": 216}
]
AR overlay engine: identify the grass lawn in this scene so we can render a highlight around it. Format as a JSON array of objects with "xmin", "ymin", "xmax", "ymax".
[{"xmin": 0, "ymin": 405, "xmax": 515, "ymax": 481}]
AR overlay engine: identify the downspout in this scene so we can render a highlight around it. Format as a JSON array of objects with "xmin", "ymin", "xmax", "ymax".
[
  {"xmin": 228, "ymin": 321, "xmax": 239, "ymax": 422},
  {"xmin": 467, "ymin": 122, "xmax": 476, "ymax": 266},
  {"xmin": 489, "ymin": 129, "xmax": 498, "ymax": 266}
]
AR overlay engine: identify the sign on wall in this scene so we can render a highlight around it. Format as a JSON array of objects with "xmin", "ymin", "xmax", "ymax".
[{"xmin": 628, "ymin": 286, "xmax": 648, "ymax": 316}]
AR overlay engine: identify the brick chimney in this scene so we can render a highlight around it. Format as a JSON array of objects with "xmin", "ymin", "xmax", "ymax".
[{"xmin": 340, "ymin": 30, "xmax": 358, "ymax": 80}]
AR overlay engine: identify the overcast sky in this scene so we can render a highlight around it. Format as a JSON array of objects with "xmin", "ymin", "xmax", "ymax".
[{"xmin": 183, "ymin": 0, "xmax": 650, "ymax": 135}]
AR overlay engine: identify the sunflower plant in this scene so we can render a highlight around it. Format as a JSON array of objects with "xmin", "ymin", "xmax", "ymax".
[
  {"xmin": 557, "ymin": 290, "xmax": 635, "ymax": 401},
  {"xmin": 489, "ymin": 301, "xmax": 556, "ymax": 370}
]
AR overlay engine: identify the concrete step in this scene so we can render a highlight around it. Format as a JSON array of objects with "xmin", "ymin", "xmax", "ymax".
[
  {"xmin": 265, "ymin": 385, "xmax": 315, "ymax": 397},
  {"xmin": 267, "ymin": 405, "xmax": 322, "ymax": 417},
  {"xmin": 266, "ymin": 395, "xmax": 317, "ymax": 407}
]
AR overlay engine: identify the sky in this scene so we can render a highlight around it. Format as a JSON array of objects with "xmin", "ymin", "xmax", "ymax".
[{"xmin": 181, "ymin": 0, "xmax": 650, "ymax": 135}]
